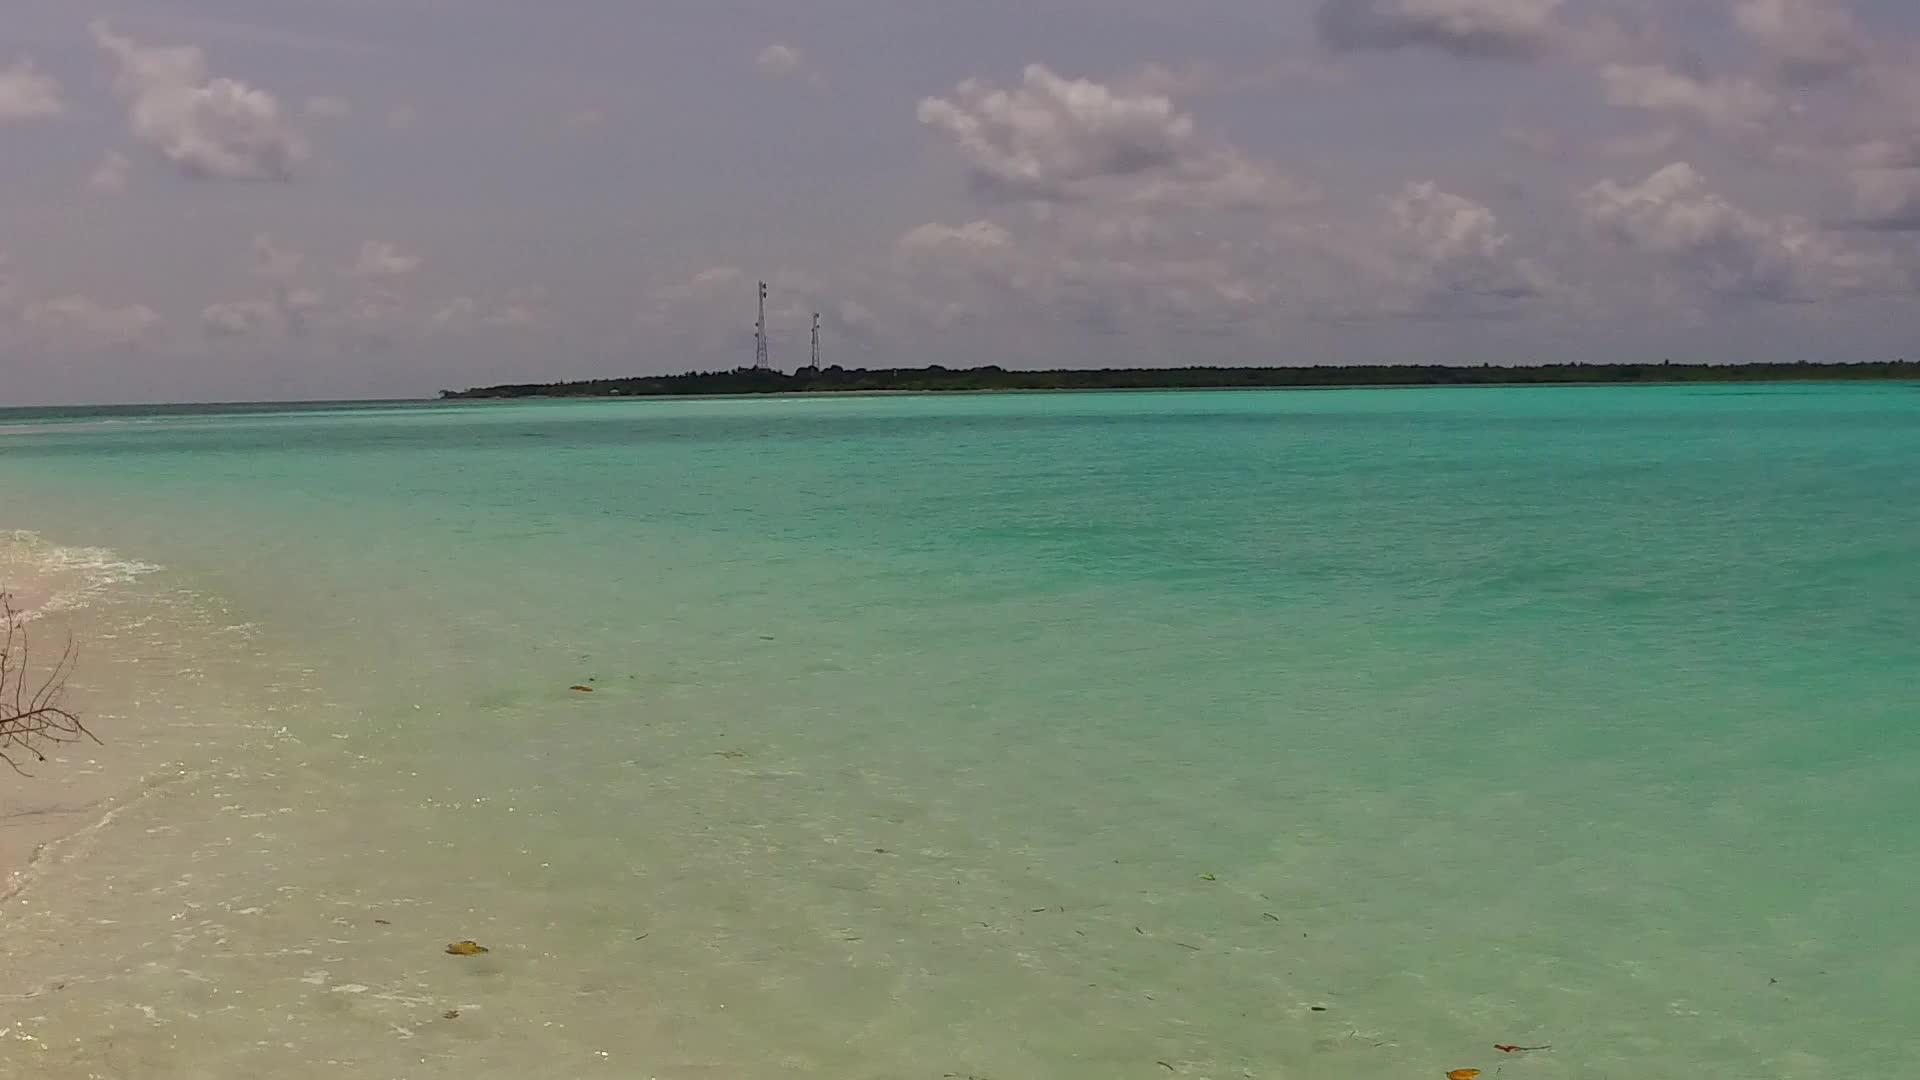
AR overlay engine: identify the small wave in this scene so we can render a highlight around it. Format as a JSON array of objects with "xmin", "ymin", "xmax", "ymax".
[{"xmin": 0, "ymin": 530, "xmax": 162, "ymax": 618}]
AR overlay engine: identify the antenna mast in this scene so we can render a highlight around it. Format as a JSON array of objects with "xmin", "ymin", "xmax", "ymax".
[
  {"xmin": 810, "ymin": 312, "xmax": 821, "ymax": 370},
  {"xmin": 753, "ymin": 281, "xmax": 770, "ymax": 370}
]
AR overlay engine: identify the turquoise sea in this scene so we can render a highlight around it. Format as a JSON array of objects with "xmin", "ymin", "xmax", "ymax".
[{"xmin": 1, "ymin": 384, "xmax": 1917, "ymax": 1078}]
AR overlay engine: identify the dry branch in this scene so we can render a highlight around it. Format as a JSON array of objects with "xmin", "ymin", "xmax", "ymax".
[{"xmin": 0, "ymin": 592, "xmax": 93, "ymax": 774}]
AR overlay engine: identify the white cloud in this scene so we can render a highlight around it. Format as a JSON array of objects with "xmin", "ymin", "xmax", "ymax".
[
  {"xmin": 283, "ymin": 286, "xmax": 325, "ymax": 323},
  {"xmin": 638, "ymin": 266, "xmax": 752, "ymax": 332},
  {"xmin": 0, "ymin": 58, "xmax": 64, "ymax": 123},
  {"xmin": 1600, "ymin": 64, "xmax": 1777, "ymax": 140},
  {"xmin": 1835, "ymin": 51, "xmax": 1920, "ymax": 170},
  {"xmin": 898, "ymin": 220, "xmax": 1014, "ymax": 255},
  {"xmin": 756, "ymin": 44, "xmax": 806, "ymax": 79},
  {"xmin": 430, "ymin": 290, "xmax": 542, "ymax": 333},
  {"xmin": 1315, "ymin": 0, "xmax": 1565, "ymax": 60},
  {"xmin": 1580, "ymin": 162, "xmax": 1892, "ymax": 302},
  {"xmin": 651, "ymin": 265, "xmax": 746, "ymax": 305},
  {"xmin": 23, "ymin": 295, "xmax": 162, "ymax": 349},
  {"xmin": 200, "ymin": 233, "xmax": 325, "ymax": 342},
  {"xmin": 917, "ymin": 64, "xmax": 1313, "ymax": 210},
  {"xmin": 890, "ymin": 209, "xmax": 1293, "ymax": 343},
  {"xmin": 349, "ymin": 240, "xmax": 423, "ymax": 279},
  {"xmin": 304, "ymin": 95, "xmax": 352, "ymax": 120},
  {"xmin": 1848, "ymin": 169, "xmax": 1920, "ymax": 231},
  {"xmin": 905, "ymin": 73, "xmax": 1563, "ymax": 343},
  {"xmin": 1732, "ymin": 0, "xmax": 1867, "ymax": 86},
  {"xmin": 202, "ymin": 298, "xmax": 287, "ymax": 338},
  {"xmin": 428, "ymin": 296, "xmax": 479, "ymax": 331},
  {"xmin": 253, "ymin": 233, "xmax": 305, "ymax": 280},
  {"xmin": 333, "ymin": 287, "xmax": 407, "ymax": 348},
  {"xmin": 91, "ymin": 20, "xmax": 309, "ymax": 181},
  {"xmin": 87, "ymin": 151, "xmax": 132, "ymax": 194},
  {"xmin": 1391, "ymin": 182, "xmax": 1507, "ymax": 263},
  {"xmin": 1385, "ymin": 181, "xmax": 1552, "ymax": 316}
]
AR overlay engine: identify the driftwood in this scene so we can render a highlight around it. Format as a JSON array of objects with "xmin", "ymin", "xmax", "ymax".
[{"xmin": 0, "ymin": 593, "xmax": 92, "ymax": 774}]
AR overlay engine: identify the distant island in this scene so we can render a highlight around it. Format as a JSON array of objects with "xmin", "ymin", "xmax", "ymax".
[{"xmin": 441, "ymin": 360, "xmax": 1920, "ymax": 399}]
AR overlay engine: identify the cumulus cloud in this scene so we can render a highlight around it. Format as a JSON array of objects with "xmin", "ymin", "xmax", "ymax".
[
  {"xmin": 91, "ymin": 20, "xmax": 309, "ymax": 181},
  {"xmin": 1315, "ymin": 0, "xmax": 1564, "ymax": 60},
  {"xmin": 200, "ymin": 284, "xmax": 324, "ymax": 341},
  {"xmin": 756, "ymin": 44, "xmax": 808, "ymax": 80},
  {"xmin": 1381, "ymin": 182, "xmax": 1553, "ymax": 317},
  {"xmin": 427, "ymin": 297, "xmax": 481, "ymax": 332},
  {"xmin": 898, "ymin": 220, "xmax": 1014, "ymax": 255},
  {"xmin": 905, "ymin": 70, "xmax": 1567, "ymax": 341},
  {"xmin": 0, "ymin": 58, "xmax": 64, "ymax": 123},
  {"xmin": 1580, "ymin": 162, "xmax": 1890, "ymax": 302},
  {"xmin": 253, "ymin": 233, "xmax": 305, "ymax": 280},
  {"xmin": 1848, "ymin": 169, "xmax": 1920, "ymax": 231},
  {"xmin": 430, "ymin": 289, "xmax": 543, "ymax": 333},
  {"xmin": 636, "ymin": 266, "xmax": 757, "ymax": 335},
  {"xmin": 917, "ymin": 64, "xmax": 1313, "ymax": 210},
  {"xmin": 202, "ymin": 298, "xmax": 286, "ymax": 338},
  {"xmin": 1600, "ymin": 64, "xmax": 1777, "ymax": 140},
  {"xmin": 1732, "ymin": 0, "xmax": 1867, "ymax": 86},
  {"xmin": 1391, "ymin": 182, "xmax": 1507, "ymax": 263},
  {"xmin": 87, "ymin": 151, "xmax": 131, "ymax": 194},
  {"xmin": 23, "ymin": 295, "xmax": 162, "ymax": 349},
  {"xmin": 890, "ymin": 207, "xmax": 1294, "ymax": 343},
  {"xmin": 282, "ymin": 286, "xmax": 325, "ymax": 324},
  {"xmin": 349, "ymin": 240, "xmax": 423, "ymax": 279},
  {"xmin": 304, "ymin": 95, "xmax": 352, "ymax": 119},
  {"xmin": 650, "ymin": 265, "xmax": 746, "ymax": 305}
]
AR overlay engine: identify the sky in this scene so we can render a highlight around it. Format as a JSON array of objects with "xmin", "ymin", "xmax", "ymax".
[{"xmin": 2, "ymin": 0, "xmax": 1919, "ymax": 403}]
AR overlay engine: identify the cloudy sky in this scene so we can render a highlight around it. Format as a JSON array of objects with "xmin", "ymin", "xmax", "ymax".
[{"xmin": 3, "ymin": 0, "xmax": 1919, "ymax": 403}]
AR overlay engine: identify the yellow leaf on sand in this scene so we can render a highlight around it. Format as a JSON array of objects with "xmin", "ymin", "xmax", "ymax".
[{"xmin": 445, "ymin": 940, "xmax": 489, "ymax": 956}]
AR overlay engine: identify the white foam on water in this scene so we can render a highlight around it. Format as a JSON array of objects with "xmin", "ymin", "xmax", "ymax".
[{"xmin": 0, "ymin": 530, "xmax": 161, "ymax": 619}]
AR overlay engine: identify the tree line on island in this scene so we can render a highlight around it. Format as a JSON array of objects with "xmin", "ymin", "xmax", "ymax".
[{"xmin": 440, "ymin": 360, "xmax": 1920, "ymax": 400}]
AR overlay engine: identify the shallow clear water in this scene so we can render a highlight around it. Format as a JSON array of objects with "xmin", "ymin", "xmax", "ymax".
[{"xmin": 2, "ymin": 385, "xmax": 1917, "ymax": 1078}]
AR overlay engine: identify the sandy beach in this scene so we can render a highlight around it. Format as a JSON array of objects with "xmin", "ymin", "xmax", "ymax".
[{"xmin": 0, "ymin": 561, "xmax": 149, "ymax": 903}]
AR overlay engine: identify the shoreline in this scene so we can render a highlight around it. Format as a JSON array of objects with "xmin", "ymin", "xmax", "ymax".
[
  {"xmin": 0, "ymin": 573, "xmax": 108, "ymax": 902},
  {"xmin": 0, "ymin": 532, "xmax": 173, "ymax": 909}
]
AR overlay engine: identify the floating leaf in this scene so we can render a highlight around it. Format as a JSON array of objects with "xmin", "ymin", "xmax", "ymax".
[
  {"xmin": 1447, "ymin": 1070, "xmax": 1481, "ymax": 1080},
  {"xmin": 569, "ymin": 684, "xmax": 594, "ymax": 692},
  {"xmin": 445, "ymin": 940, "xmax": 489, "ymax": 956}
]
